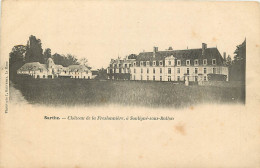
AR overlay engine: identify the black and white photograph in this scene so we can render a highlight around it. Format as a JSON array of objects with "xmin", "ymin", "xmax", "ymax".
[{"xmin": 7, "ymin": 3, "xmax": 246, "ymax": 108}]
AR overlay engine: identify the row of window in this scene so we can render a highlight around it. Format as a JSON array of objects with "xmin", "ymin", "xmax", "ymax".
[
  {"xmin": 111, "ymin": 63, "xmax": 132, "ymax": 68},
  {"xmin": 132, "ymin": 75, "xmax": 208, "ymax": 81},
  {"xmin": 111, "ymin": 59, "xmax": 217, "ymax": 68},
  {"xmin": 131, "ymin": 59, "xmax": 217, "ymax": 67},
  {"xmin": 133, "ymin": 67, "xmax": 216, "ymax": 74}
]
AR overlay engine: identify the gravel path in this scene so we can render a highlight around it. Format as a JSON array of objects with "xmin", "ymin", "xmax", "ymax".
[{"xmin": 9, "ymin": 82, "xmax": 28, "ymax": 104}]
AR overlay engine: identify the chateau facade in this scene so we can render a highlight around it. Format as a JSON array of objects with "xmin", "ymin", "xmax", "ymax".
[
  {"xmin": 107, "ymin": 43, "xmax": 229, "ymax": 82},
  {"xmin": 17, "ymin": 58, "xmax": 93, "ymax": 79}
]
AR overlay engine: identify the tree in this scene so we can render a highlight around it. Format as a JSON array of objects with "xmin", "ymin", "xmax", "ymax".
[
  {"xmin": 95, "ymin": 68, "xmax": 107, "ymax": 80},
  {"xmin": 25, "ymin": 35, "xmax": 44, "ymax": 63},
  {"xmin": 52, "ymin": 53, "xmax": 79, "ymax": 67},
  {"xmin": 66, "ymin": 54, "xmax": 79, "ymax": 66},
  {"xmin": 79, "ymin": 58, "xmax": 88, "ymax": 66},
  {"xmin": 229, "ymin": 39, "xmax": 246, "ymax": 82},
  {"xmin": 43, "ymin": 48, "xmax": 51, "ymax": 63},
  {"xmin": 9, "ymin": 45, "xmax": 26, "ymax": 81},
  {"xmin": 226, "ymin": 55, "xmax": 232, "ymax": 66},
  {"xmin": 233, "ymin": 39, "xmax": 246, "ymax": 63},
  {"xmin": 9, "ymin": 45, "xmax": 26, "ymax": 65},
  {"xmin": 128, "ymin": 54, "xmax": 137, "ymax": 59}
]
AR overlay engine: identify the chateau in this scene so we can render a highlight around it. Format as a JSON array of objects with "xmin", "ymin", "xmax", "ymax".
[
  {"xmin": 17, "ymin": 58, "xmax": 93, "ymax": 79},
  {"xmin": 107, "ymin": 43, "xmax": 229, "ymax": 83}
]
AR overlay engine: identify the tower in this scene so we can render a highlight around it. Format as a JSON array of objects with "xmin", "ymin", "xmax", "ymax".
[{"xmin": 47, "ymin": 58, "xmax": 55, "ymax": 69}]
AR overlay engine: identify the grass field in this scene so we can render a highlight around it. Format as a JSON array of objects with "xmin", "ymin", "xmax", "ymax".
[{"xmin": 11, "ymin": 77, "xmax": 245, "ymax": 108}]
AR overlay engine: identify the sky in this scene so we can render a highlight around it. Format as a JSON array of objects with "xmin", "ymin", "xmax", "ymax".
[{"xmin": 1, "ymin": 1, "xmax": 257, "ymax": 69}]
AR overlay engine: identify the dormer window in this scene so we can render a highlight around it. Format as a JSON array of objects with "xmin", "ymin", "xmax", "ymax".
[
  {"xmin": 212, "ymin": 59, "xmax": 216, "ymax": 65},
  {"xmin": 177, "ymin": 60, "xmax": 181, "ymax": 66},
  {"xmin": 168, "ymin": 61, "xmax": 171, "ymax": 66},
  {"xmin": 140, "ymin": 61, "xmax": 143, "ymax": 66},
  {"xmin": 159, "ymin": 61, "xmax": 163, "ymax": 66},
  {"xmin": 203, "ymin": 59, "xmax": 207, "ymax": 65},
  {"xmin": 194, "ymin": 59, "xmax": 198, "ymax": 66},
  {"xmin": 133, "ymin": 62, "xmax": 136, "ymax": 66},
  {"xmin": 153, "ymin": 61, "xmax": 156, "ymax": 66},
  {"xmin": 146, "ymin": 61, "xmax": 150, "ymax": 66},
  {"xmin": 186, "ymin": 60, "xmax": 190, "ymax": 66}
]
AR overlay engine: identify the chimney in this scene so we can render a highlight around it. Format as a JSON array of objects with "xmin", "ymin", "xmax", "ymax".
[
  {"xmin": 223, "ymin": 52, "xmax": 226, "ymax": 60},
  {"xmin": 153, "ymin": 47, "xmax": 158, "ymax": 57},
  {"xmin": 202, "ymin": 43, "xmax": 207, "ymax": 55},
  {"xmin": 168, "ymin": 46, "xmax": 173, "ymax": 50}
]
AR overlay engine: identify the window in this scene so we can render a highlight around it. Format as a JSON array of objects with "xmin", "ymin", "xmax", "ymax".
[
  {"xmin": 195, "ymin": 68, "xmax": 198, "ymax": 74},
  {"xmin": 119, "ymin": 68, "xmax": 121, "ymax": 73},
  {"xmin": 212, "ymin": 59, "xmax": 216, "ymax": 65},
  {"xmin": 133, "ymin": 62, "xmax": 136, "ymax": 66},
  {"xmin": 177, "ymin": 60, "xmax": 181, "ymax": 66},
  {"xmin": 213, "ymin": 68, "xmax": 216, "ymax": 74},
  {"xmin": 168, "ymin": 76, "xmax": 171, "ymax": 81},
  {"xmin": 204, "ymin": 68, "xmax": 207, "ymax": 74},
  {"xmin": 125, "ymin": 64, "xmax": 127, "ymax": 68},
  {"xmin": 160, "ymin": 68, "xmax": 162, "ymax": 74},
  {"xmin": 141, "ymin": 75, "xmax": 143, "ymax": 80},
  {"xmin": 186, "ymin": 60, "xmax": 190, "ymax": 66},
  {"xmin": 146, "ymin": 61, "xmax": 150, "ymax": 66},
  {"xmin": 177, "ymin": 68, "xmax": 180, "ymax": 74},
  {"xmin": 140, "ymin": 61, "xmax": 143, "ymax": 66},
  {"xmin": 177, "ymin": 76, "xmax": 180, "ymax": 81},
  {"xmin": 153, "ymin": 61, "xmax": 156, "ymax": 66},
  {"xmin": 195, "ymin": 76, "xmax": 198, "ymax": 82},
  {"xmin": 119, "ymin": 64, "xmax": 121, "ymax": 67},
  {"xmin": 194, "ymin": 59, "xmax": 198, "ymax": 66},
  {"xmin": 159, "ymin": 61, "xmax": 163, "ymax": 66},
  {"xmin": 134, "ymin": 75, "xmax": 135, "ymax": 80},
  {"xmin": 141, "ymin": 68, "xmax": 143, "ymax": 73},
  {"xmin": 134, "ymin": 69, "xmax": 136, "ymax": 73},
  {"xmin": 153, "ymin": 76, "xmax": 155, "ymax": 81},
  {"xmin": 203, "ymin": 59, "xmax": 207, "ymax": 65},
  {"xmin": 147, "ymin": 76, "xmax": 149, "ymax": 80},
  {"xmin": 204, "ymin": 76, "xmax": 207, "ymax": 81},
  {"xmin": 147, "ymin": 68, "xmax": 149, "ymax": 73},
  {"xmin": 160, "ymin": 76, "xmax": 162, "ymax": 81},
  {"xmin": 187, "ymin": 68, "xmax": 189, "ymax": 74},
  {"xmin": 153, "ymin": 68, "xmax": 155, "ymax": 74},
  {"xmin": 168, "ymin": 61, "xmax": 171, "ymax": 65},
  {"xmin": 168, "ymin": 68, "xmax": 171, "ymax": 74}
]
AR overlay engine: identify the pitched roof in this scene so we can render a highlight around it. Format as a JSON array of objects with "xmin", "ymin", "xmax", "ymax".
[
  {"xmin": 68, "ymin": 65, "xmax": 91, "ymax": 72},
  {"xmin": 18, "ymin": 62, "xmax": 47, "ymax": 71},
  {"xmin": 136, "ymin": 48, "xmax": 224, "ymax": 66},
  {"xmin": 54, "ymin": 64, "xmax": 64, "ymax": 69}
]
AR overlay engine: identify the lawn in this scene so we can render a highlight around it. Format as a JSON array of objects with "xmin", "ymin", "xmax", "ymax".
[{"xmin": 11, "ymin": 77, "xmax": 245, "ymax": 108}]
